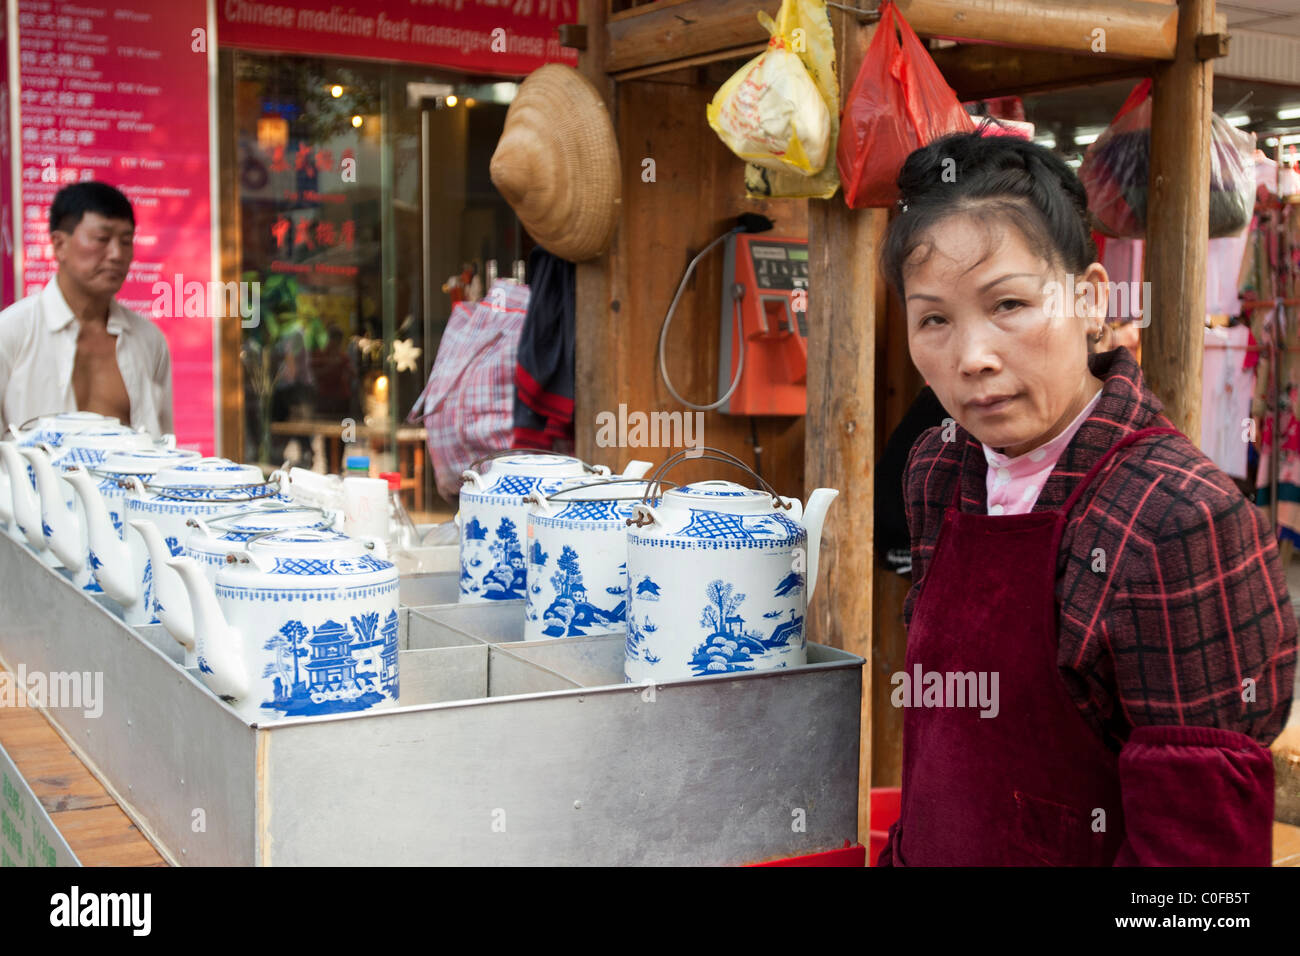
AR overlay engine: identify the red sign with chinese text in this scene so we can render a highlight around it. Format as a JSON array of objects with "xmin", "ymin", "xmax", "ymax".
[
  {"xmin": 16, "ymin": 0, "xmax": 214, "ymax": 453},
  {"xmin": 219, "ymin": 0, "xmax": 579, "ymax": 76}
]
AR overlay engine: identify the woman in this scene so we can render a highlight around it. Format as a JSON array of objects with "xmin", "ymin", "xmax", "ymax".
[{"xmin": 876, "ymin": 132, "xmax": 1296, "ymax": 866}]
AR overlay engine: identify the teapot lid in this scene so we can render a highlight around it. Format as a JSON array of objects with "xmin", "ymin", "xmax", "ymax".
[
  {"xmin": 151, "ymin": 457, "xmax": 268, "ymax": 487},
  {"xmin": 487, "ymin": 453, "xmax": 588, "ymax": 478},
  {"xmin": 15, "ymin": 411, "xmax": 121, "ymax": 444},
  {"xmin": 661, "ymin": 480, "xmax": 780, "ymax": 514},
  {"xmin": 57, "ymin": 426, "xmax": 154, "ymax": 458},
  {"xmin": 96, "ymin": 448, "xmax": 201, "ymax": 476},
  {"xmin": 145, "ymin": 458, "xmax": 275, "ymax": 502},
  {"xmin": 236, "ymin": 529, "xmax": 394, "ymax": 577},
  {"xmin": 189, "ymin": 509, "xmax": 333, "ymax": 553}
]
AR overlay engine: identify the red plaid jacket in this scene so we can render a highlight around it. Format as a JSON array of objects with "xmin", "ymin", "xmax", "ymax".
[{"xmin": 893, "ymin": 346, "xmax": 1297, "ymax": 865}]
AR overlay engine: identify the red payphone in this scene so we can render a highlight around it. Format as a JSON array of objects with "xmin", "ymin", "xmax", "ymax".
[{"xmin": 716, "ymin": 233, "xmax": 809, "ymax": 415}]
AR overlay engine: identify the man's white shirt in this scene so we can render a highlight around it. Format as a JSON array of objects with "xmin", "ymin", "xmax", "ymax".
[{"xmin": 0, "ymin": 278, "xmax": 173, "ymax": 437}]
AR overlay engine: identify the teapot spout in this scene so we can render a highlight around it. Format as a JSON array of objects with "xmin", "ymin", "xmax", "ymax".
[
  {"xmin": 64, "ymin": 467, "xmax": 135, "ymax": 604},
  {"xmin": 801, "ymin": 488, "xmax": 839, "ymax": 604},
  {"xmin": 620, "ymin": 460, "xmax": 654, "ymax": 481},
  {"xmin": 167, "ymin": 556, "xmax": 249, "ymax": 700},
  {"xmin": 21, "ymin": 446, "xmax": 82, "ymax": 570},
  {"xmin": 1, "ymin": 443, "xmax": 48, "ymax": 552},
  {"xmin": 131, "ymin": 520, "xmax": 195, "ymax": 652}
]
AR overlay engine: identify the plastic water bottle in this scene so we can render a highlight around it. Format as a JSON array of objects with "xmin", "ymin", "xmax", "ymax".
[{"xmin": 379, "ymin": 472, "xmax": 421, "ymax": 572}]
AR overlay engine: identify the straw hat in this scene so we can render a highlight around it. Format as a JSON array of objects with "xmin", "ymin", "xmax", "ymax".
[{"xmin": 490, "ymin": 65, "xmax": 621, "ymax": 263}]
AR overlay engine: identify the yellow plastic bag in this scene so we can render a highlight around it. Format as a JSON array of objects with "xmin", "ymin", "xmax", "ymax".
[{"xmin": 707, "ymin": 3, "xmax": 833, "ymax": 178}]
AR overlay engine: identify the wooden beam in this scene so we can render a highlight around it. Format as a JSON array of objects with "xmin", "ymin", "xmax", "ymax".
[
  {"xmin": 1141, "ymin": 0, "xmax": 1214, "ymax": 436},
  {"xmin": 930, "ymin": 44, "xmax": 1152, "ymax": 101},
  {"xmin": 806, "ymin": 8, "xmax": 879, "ymax": 851},
  {"xmin": 606, "ymin": 0, "xmax": 1179, "ymax": 76}
]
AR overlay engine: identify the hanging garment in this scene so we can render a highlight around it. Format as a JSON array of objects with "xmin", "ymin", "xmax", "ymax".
[
  {"xmin": 408, "ymin": 280, "xmax": 529, "ymax": 502},
  {"xmin": 1100, "ymin": 236, "xmax": 1143, "ymax": 290},
  {"xmin": 1252, "ymin": 305, "xmax": 1300, "ymax": 545},
  {"xmin": 512, "ymin": 246, "xmax": 576, "ymax": 450},
  {"xmin": 881, "ymin": 426, "xmax": 1276, "ymax": 866},
  {"xmin": 1207, "ymin": 231, "xmax": 1251, "ymax": 316},
  {"xmin": 1201, "ymin": 324, "xmax": 1254, "ymax": 480}
]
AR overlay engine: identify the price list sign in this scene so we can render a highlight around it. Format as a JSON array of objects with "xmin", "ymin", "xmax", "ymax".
[{"xmin": 15, "ymin": 0, "xmax": 214, "ymax": 453}]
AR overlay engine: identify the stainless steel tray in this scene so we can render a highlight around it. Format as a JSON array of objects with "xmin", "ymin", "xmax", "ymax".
[{"xmin": 0, "ymin": 532, "xmax": 863, "ymax": 865}]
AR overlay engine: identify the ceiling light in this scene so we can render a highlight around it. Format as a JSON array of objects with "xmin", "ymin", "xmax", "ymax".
[
  {"xmin": 1225, "ymin": 114, "xmax": 1251, "ymax": 127},
  {"xmin": 1277, "ymin": 106, "xmax": 1300, "ymax": 121},
  {"xmin": 351, "ymin": 115, "xmax": 363, "ymax": 128},
  {"xmin": 491, "ymin": 83, "xmax": 517, "ymax": 104},
  {"xmin": 445, "ymin": 95, "xmax": 458, "ymax": 107},
  {"xmin": 1033, "ymin": 134, "xmax": 1056, "ymax": 149},
  {"xmin": 1279, "ymin": 133, "xmax": 1300, "ymax": 146},
  {"xmin": 1073, "ymin": 130, "xmax": 1101, "ymax": 146},
  {"xmin": 465, "ymin": 97, "xmax": 476, "ymax": 108},
  {"xmin": 331, "ymin": 85, "xmax": 343, "ymax": 98}
]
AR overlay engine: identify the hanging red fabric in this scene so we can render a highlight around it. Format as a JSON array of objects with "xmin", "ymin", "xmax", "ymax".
[{"xmin": 835, "ymin": 1, "xmax": 974, "ymax": 209}]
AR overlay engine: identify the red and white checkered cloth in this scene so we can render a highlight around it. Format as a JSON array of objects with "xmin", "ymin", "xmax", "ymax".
[{"xmin": 408, "ymin": 281, "xmax": 529, "ymax": 501}]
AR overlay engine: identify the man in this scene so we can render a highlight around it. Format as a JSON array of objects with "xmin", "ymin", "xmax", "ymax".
[{"xmin": 0, "ymin": 182, "xmax": 172, "ymax": 436}]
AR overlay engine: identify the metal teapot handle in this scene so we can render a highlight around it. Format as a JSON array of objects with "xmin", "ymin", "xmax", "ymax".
[
  {"xmin": 633, "ymin": 447, "xmax": 787, "ymax": 525},
  {"xmin": 544, "ymin": 477, "xmax": 678, "ymax": 503}
]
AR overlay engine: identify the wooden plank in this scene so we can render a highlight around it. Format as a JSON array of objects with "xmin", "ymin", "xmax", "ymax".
[
  {"xmin": 805, "ymin": 10, "xmax": 880, "ymax": 846},
  {"xmin": 1275, "ymin": 821, "xmax": 1300, "ymax": 867},
  {"xmin": 930, "ymin": 44, "xmax": 1152, "ymax": 101},
  {"xmin": 1273, "ymin": 723, "xmax": 1300, "ymax": 826},
  {"xmin": 606, "ymin": 0, "xmax": 1179, "ymax": 76},
  {"xmin": 0, "ymin": 663, "xmax": 165, "ymax": 866},
  {"xmin": 1140, "ymin": 0, "xmax": 1214, "ymax": 437}
]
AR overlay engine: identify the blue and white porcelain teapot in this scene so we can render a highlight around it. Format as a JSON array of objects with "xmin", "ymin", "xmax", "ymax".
[
  {"xmin": 64, "ymin": 458, "xmax": 285, "ymax": 634},
  {"xmin": 623, "ymin": 449, "xmax": 838, "ymax": 683},
  {"xmin": 0, "ymin": 411, "xmax": 121, "ymax": 551},
  {"xmin": 60, "ymin": 448, "xmax": 204, "ymax": 624},
  {"xmin": 524, "ymin": 476, "xmax": 664, "ymax": 642},
  {"xmin": 168, "ymin": 529, "xmax": 400, "ymax": 723},
  {"xmin": 23, "ymin": 425, "xmax": 166, "ymax": 588},
  {"xmin": 456, "ymin": 451, "xmax": 651, "ymax": 603}
]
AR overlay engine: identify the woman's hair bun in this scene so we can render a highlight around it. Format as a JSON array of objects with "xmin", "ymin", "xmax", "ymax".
[{"xmin": 882, "ymin": 127, "xmax": 1097, "ymax": 295}]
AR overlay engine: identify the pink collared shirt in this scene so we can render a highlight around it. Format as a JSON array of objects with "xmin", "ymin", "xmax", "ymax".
[{"xmin": 982, "ymin": 389, "xmax": 1104, "ymax": 515}]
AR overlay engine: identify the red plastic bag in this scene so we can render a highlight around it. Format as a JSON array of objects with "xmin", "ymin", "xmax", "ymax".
[{"xmin": 836, "ymin": 1, "xmax": 973, "ymax": 209}]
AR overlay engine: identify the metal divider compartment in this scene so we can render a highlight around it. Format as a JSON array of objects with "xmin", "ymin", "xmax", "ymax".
[{"xmin": 0, "ymin": 533, "xmax": 863, "ymax": 865}]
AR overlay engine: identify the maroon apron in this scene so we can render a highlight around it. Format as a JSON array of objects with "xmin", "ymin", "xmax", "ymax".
[{"xmin": 891, "ymin": 425, "xmax": 1181, "ymax": 866}]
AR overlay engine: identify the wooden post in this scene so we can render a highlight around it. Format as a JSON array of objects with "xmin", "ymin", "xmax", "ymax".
[
  {"xmin": 806, "ymin": 9, "xmax": 881, "ymax": 849},
  {"xmin": 574, "ymin": 0, "xmax": 621, "ymax": 470},
  {"xmin": 1142, "ymin": 0, "xmax": 1215, "ymax": 436}
]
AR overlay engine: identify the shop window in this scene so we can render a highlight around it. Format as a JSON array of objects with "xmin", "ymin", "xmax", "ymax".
[{"xmin": 222, "ymin": 51, "xmax": 525, "ymax": 514}]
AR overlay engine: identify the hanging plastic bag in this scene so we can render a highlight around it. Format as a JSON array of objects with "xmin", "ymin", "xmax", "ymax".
[
  {"xmin": 836, "ymin": 1, "xmax": 974, "ymax": 209},
  {"xmin": 1077, "ymin": 81, "xmax": 1149, "ymax": 238},
  {"xmin": 1080, "ymin": 81, "xmax": 1256, "ymax": 239},
  {"xmin": 741, "ymin": 0, "xmax": 840, "ymax": 200},
  {"xmin": 707, "ymin": 4, "xmax": 832, "ymax": 177}
]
